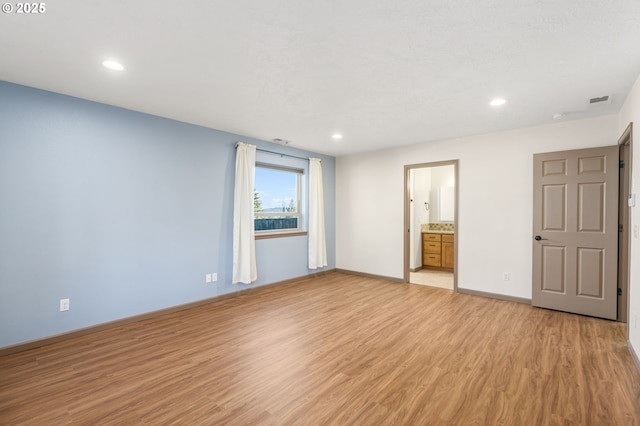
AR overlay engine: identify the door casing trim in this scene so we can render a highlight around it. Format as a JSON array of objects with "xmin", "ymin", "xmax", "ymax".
[
  {"xmin": 403, "ymin": 160, "xmax": 459, "ymax": 290},
  {"xmin": 618, "ymin": 122, "xmax": 633, "ymax": 325}
]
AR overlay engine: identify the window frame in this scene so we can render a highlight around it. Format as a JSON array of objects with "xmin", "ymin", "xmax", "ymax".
[{"xmin": 254, "ymin": 163, "xmax": 306, "ymax": 239}]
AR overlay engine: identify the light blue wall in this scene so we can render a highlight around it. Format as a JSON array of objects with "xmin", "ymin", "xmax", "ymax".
[{"xmin": 0, "ymin": 81, "xmax": 336, "ymax": 348}]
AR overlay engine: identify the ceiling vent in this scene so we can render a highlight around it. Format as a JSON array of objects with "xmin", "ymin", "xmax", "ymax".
[
  {"xmin": 589, "ymin": 95, "xmax": 609, "ymax": 104},
  {"xmin": 587, "ymin": 95, "xmax": 612, "ymax": 109},
  {"xmin": 272, "ymin": 138, "xmax": 290, "ymax": 145}
]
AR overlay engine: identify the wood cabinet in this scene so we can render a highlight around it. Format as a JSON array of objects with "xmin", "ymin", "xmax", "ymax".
[
  {"xmin": 442, "ymin": 234, "xmax": 454, "ymax": 269},
  {"xmin": 422, "ymin": 232, "xmax": 454, "ymax": 271},
  {"xmin": 422, "ymin": 233, "xmax": 441, "ymax": 267}
]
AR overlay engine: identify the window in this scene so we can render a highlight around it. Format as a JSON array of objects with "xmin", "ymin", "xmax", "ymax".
[{"xmin": 254, "ymin": 164, "xmax": 303, "ymax": 236}]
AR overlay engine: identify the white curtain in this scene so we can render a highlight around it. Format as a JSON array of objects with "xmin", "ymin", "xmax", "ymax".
[
  {"xmin": 232, "ymin": 142, "xmax": 257, "ymax": 284},
  {"xmin": 308, "ymin": 158, "xmax": 327, "ymax": 269}
]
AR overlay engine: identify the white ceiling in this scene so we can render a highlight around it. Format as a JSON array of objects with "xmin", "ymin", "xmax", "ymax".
[{"xmin": 1, "ymin": 0, "xmax": 640, "ymax": 156}]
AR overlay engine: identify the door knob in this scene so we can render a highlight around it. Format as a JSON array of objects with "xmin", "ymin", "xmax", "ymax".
[{"xmin": 535, "ymin": 235, "xmax": 542, "ymax": 241}]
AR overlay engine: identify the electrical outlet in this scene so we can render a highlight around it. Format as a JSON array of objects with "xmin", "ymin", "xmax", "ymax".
[
  {"xmin": 212, "ymin": 273, "xmax": 217, "ymax": 282},
  {"xmin": 503, "ymin": 272, "xmax": 510, "ymax": 282},
  {"xmin": 59, "ymin": 298, "xmax": 70, "ymax": 312},
  {"xmin": 206, "ymin": 274, "xmax": 212, "ymax": 283}
]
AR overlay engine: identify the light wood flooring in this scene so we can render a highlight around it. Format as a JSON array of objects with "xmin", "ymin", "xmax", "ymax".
[{"xmin": 1, "ymin": 272, "xmax": 639, "ymax": 425}]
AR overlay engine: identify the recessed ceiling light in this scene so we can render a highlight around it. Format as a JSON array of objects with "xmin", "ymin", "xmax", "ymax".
[
  {"xmin": 553, "ymin": 113, "xmax": 564, "ymax": 120},
  {"xmin": 332, "ymin": 134, "xmax": 343, "ymax": 140},
  {"xmin": 489, "ymin": 98, "xmax": 506, "ymax": 107},
  {"xmin": 102, "ymin": 60, "xmax": 124, "ymax": 71}
]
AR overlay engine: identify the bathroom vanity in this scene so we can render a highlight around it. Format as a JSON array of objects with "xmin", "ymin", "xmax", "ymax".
[{"xmin": 422, "ymin": 232, "xmax": 454, "ymax": 271}]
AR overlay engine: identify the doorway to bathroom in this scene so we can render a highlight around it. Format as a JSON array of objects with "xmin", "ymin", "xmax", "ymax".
[{"xmin": 404, "ymin": 160, "xmax": 458, "ymax": 290}]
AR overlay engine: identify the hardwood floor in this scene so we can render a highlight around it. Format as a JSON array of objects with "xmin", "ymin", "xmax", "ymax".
[{"xmin": 1, "ymin": 272, "xmax": 639, "ymax": 425}]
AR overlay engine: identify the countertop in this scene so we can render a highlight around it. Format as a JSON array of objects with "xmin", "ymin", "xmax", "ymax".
[{"xmin": 422, "ymin": 230, "xmax": 454, "ymax": 234}]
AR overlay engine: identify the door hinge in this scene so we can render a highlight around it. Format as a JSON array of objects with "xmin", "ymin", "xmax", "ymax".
[
  {"xmin": 620, "ymin": 160, "xmax": 625, "ymax": 168},
  {"xmin": 618, "ymin": 288, "xmax": 622, "ymax": 296},
  {"xmin": 619, "ymin": 223, "xmax": 624, "ymax": 232}
]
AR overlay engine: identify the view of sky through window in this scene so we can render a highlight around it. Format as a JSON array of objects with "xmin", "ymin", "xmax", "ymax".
[{"xmin": 255, "ymin": 167, "xmax": 297, "ymax": 212}]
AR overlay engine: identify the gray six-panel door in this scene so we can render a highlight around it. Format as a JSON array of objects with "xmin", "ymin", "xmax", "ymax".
[{"xmin": 532, "ymin": 146, "xmax": 619, "ymax": 320}]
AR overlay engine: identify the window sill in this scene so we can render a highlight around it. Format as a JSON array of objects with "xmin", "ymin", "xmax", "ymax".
[{"xmin": 255, "ymin": 231, "xmax": 308, "ymax": 240}]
